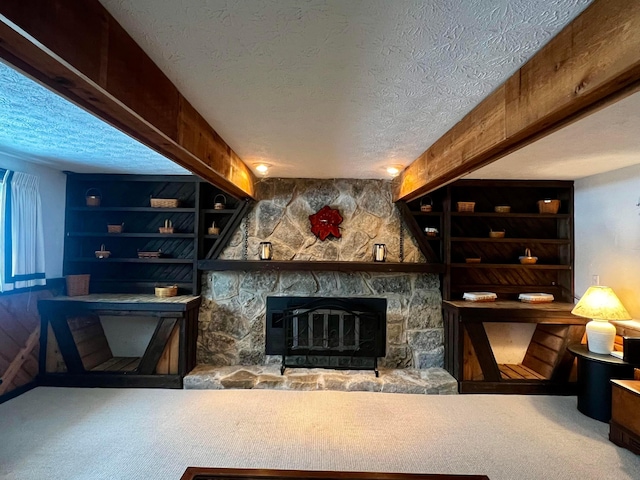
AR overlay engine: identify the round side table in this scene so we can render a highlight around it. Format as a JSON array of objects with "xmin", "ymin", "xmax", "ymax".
[{"xmin": 568, "ymin": 344, "xmax": 636, "ymax": 422}]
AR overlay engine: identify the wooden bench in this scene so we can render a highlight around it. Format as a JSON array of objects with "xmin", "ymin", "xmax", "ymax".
[
  {"xmin": 66, "ymin": 314, "xmax": 140, "ymax": 373},
  {"xmin": 499, "ymin": 324, "xmax": 577, "ymax": 381}
]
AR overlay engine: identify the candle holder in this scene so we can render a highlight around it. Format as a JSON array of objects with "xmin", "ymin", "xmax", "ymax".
[
  {"xmin": 259, "ymin": 242, "xmax": 273, "ymax": 260},
  {"xmin": 373, "ymin": 243, "xmax": 387, "ymax": 262}
]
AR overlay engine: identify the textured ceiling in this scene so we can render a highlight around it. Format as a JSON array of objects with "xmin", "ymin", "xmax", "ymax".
[
  {"xmin": 467, "ymin": 91, "xmax": 640, "ymax": 181},
  {"xmin": 99, "ymin": 0, "xmax": 593, "ymax": 179},
  {"xmin": 0, "ymin": 61, "xmax": 189, "ymax": 174}
]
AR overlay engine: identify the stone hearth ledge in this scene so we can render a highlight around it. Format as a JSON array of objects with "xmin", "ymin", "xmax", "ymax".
[{"xmin": 184, "ymin": 365, "xmax": 458, "ymax": 394}]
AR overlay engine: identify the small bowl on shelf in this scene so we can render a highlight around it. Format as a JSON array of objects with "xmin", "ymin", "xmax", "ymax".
[
  {"xmin": 494, "ymin": 205, "xmax": 511, "ymax": 213},
  {"xmin": 489, "ymin": 229, "xmax": 505, "ymax": 238},
  {"xmin": 424, "ymin": 227, "xmax": 439, "ymax": 237}
]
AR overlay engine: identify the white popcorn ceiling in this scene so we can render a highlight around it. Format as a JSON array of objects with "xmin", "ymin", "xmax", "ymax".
[
  {"xmin": 97, "ymin": 0, "xmax": 593, "ymax": 179},
  {"xmin": 0, "ymin": 61, "xmax": 188, "ymax": 174}
]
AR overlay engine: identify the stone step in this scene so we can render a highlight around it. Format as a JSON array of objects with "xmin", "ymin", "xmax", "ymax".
[{"xmin": 184, "ymin": 365, "xmax": 458, "ymax": 394}]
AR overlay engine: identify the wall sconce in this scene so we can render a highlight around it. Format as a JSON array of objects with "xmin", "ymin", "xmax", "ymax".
[{"xmin": 571, "ymin": 286, "xmax": 632, "ymax": 354}]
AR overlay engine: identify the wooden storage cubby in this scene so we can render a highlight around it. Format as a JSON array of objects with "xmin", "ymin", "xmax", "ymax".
[
  {"xmin": 397, "ymin": 188, "xmax": 446, "ymax": 263},
  {"xmin": 64, "ymin": 174, "xmax": 248, "ymax": 295}
]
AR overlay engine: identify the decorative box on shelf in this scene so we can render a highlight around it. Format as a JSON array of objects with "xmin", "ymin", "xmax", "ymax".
[
  {"xmin": 463, "ymin": 292, "xmax": 497, "ymax": 302},
  {"xmin": 519, "ymin": 293, "xmax": 554, "ymax": 303}
]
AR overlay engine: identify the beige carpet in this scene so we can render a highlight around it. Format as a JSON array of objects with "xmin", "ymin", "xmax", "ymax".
[{"xmin": 0, "ymin": 387, "xmax": 638, "ymax": 480}]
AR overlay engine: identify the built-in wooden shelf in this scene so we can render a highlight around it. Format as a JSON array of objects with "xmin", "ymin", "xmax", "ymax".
[
  {"xmin": 70, "ymin": 207, "xmax": 196, "ymax": 213},
  {"xmin": 450, "ymin": 237, "xmax": 570, "ymax": 244},
  {"xmin": 67, "ymin": 232, "xmax": 195, "ymax": 238},
  {"xmin": 410, "ymin": 211, "xmax": 443, "ymax": 217},
  {"xmin": 450, "ymin": 263, "xmax": 571, "ymax": 270},
  {"xmin": 451, "ymin": 212, "xmax": 570, "ymax": 219},
  {"xmin": 201, "ymin": 209, "xmax": 239, "ymax": 214},
  {"xmin": 68, "ymin": 258, "xmax": 193, "ymax": 264},
  {"xmin": 197, "ymin": 260, "xmax": 445, "ymax": 273}
]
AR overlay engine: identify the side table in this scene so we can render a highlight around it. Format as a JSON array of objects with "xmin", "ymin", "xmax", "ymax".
[{"xmin": 567, "ymin": 344, "xmax": 636, "ymax": 422}]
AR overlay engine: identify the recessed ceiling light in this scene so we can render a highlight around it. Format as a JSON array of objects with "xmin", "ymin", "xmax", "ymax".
[
  {"xmin": 254, "ymin": 163, "xmax": 270, "ymax": 174},
  {"xmin": 386, "ymin": 165, "xmax": 403, "ymax": 177}
]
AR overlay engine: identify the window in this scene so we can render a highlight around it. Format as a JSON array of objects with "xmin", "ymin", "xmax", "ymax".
[{"xmin": 0, "ymin": 169, "xmax": 46, "ymax": 292}]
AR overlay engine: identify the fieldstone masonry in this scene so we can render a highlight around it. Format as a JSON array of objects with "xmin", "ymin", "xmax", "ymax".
[{"xmin": 199, "ymin": 179, "xmax": 444, "ymax": 370}]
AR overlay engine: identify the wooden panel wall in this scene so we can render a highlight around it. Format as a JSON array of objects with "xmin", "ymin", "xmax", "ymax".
[{"xmin": 0, "ymin": 289, "xmax": 52, "ymax": 396}]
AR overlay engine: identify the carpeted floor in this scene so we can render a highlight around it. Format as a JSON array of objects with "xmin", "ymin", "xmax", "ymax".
[{"xmin": 0, "ymin": 387, "xmax": 638, "ymax": 480}]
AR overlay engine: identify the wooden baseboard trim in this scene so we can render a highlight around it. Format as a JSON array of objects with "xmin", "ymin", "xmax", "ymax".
[{"xmin": 0, "ymin": 380, "xmax": 37, "ymax": 405}]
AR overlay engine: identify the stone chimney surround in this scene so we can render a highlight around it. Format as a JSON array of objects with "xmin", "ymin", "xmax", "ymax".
[{"xmin": 198, "ymin": 179, "xmax": 443, "ymax": 370}]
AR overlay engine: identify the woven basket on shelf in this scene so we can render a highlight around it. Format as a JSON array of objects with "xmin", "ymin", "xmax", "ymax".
[
  {"xmin": 95, "ymin": 244, "xmax": 111, "ymax": 258},
  {"xmin": 107, "ymin": 223, "xmax": 123, "ymax": 233},
  {"xmin": 155, "ymin": 285, "xmax": 178, "ymax": 297},
  {"xmin": 85, "ymin": 188, "xmax": 101, "ymax": 206},
  {"xmin": 208, "ymin": 221, "xmax": 220, "ymax": 235},
  {"xmin": 150, "ymin": 197, "xmax": 179, "ymax": 208},
  {"xmin": 489, "ymin": 229, "xmax": 505, "ymax": 238},
  {"xmin": 420, "ymin": 196, "xmax": 433, "ymax": 212},
  {"xmin": 159, "ymin": 219, "xmax": 174, "ymax": 234},
  {"xmin": 537, "ymin": 199, "xmax": 560, "ymax": 214},
  {"xmin": 213, "ymin": 194, "xmax": 226, "ymax": 210},
  {"xmin": 66, "ymin": 274, "xmax": 90, "ymax": 296},
  {"xmin": 457, "ymin": 201, "xmax": 475, "ymax": 212},
  {"xmin": 494, "ymin": 205, "xmax": 511, "ymax": 213}
]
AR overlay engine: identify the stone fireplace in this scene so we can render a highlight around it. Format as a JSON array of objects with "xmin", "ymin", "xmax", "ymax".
[{"xmin": 197, "ymin": 179, "xmax": 444, "ymax": 371}]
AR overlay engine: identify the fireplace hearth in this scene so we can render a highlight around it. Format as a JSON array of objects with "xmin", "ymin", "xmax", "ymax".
[{"xmin": 266, "ymin": 297, "xmax": 386, "ymax": 376}]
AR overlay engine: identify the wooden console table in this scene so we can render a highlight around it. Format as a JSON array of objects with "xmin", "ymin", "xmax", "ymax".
[
  {"xmin": 38, "ymin": 294, "xmax": 201, "ymax": 388},
  {"xmin": 443, "ymin": 300, "xmax": 586, "ymax": 394}
]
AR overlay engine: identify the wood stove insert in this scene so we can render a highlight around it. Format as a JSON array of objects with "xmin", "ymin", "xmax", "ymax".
[{"xmin": 266, "ymin": 297, "xmax": 386, "ymax": 376}]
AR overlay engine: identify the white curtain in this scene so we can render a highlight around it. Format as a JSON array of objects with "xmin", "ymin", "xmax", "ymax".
[{"xmin": 0, "ymin": 170, "xmax": 46, "ymax": 292}]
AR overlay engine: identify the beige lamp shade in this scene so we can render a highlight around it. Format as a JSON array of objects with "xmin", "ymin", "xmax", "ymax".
[
  {"xmin": 572, "ymin": 286, "xmax": 631, "ymax": 354},
  {"xmin": 571, "ymin": 286, "xmax": 631, "ymax": 320}
]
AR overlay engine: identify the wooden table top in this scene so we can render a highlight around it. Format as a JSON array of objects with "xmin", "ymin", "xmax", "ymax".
[
  {"xmin": 180, "ymin": 468, "xmax": 489, "ymax": 480},
  {"xmin": 443, "ymin": 300, "xmax": 575, "ymax": 312},
  {"xmin": 39, "ymin": 294, "xmax": 202, "ymax": 312}
]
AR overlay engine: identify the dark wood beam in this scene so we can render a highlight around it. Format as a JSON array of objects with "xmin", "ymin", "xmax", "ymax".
[
  {"xmin": 395, "ymin": 0, "xmax": 640, "ymax": 202},
  {"xmin": 0, "ymin": 0, "xmax": 256, "ymax": 199}
]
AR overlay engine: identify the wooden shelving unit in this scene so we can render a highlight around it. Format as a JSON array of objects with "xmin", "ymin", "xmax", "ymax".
[
  {"xmin": 63, "ymin": 174, "xmax": 248, "ymax": 295},
  {"xmin": 398, "ymin": 179, "xmax": 573, "ymax": 303}
]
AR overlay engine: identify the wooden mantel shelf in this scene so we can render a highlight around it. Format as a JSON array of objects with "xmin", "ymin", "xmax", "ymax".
[{"xmin": 197, "ymin": 260, "xmax": 445, "ymax": 273}]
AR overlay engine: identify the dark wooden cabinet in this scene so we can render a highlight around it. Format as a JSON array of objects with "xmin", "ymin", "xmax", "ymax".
[
  {"xmin": 38, "ymin": 294, "xmax": 201, "ymax": 388},
  {"xmin": 444, "ymin": 301, "xmax": 585, "ymax": 394},
  {"xmin": 64, "ymin": 174, "xmax": 248, "ymax": 295},
  {"xmin": 401, "ymin": 180, "xmax": 574, "ymax": 302}
]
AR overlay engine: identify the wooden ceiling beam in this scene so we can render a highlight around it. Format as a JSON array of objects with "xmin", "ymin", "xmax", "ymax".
[
  {"xmin": 0, "ymin": 0, "xmax": 256, "ymax": 199},
  {"xmin": 395, "ymin": 0, "xmax": 640, "ymax": 202}
]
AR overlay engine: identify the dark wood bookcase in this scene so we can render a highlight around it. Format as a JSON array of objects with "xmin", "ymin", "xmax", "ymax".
[
  {"xmin": 63, "ymin": 174, "xmax": 248, "ymax": 295},
  {"xmin": 401, "ymin": 179, "xmax": 574, "ymax": 302}
]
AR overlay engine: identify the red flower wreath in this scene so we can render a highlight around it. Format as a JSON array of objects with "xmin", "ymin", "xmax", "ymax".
[{"xmin": 309, "ymin": 205, "xmax": 343, "ymax": 241}]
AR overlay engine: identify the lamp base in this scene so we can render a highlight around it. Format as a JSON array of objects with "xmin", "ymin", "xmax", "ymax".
[{"xmin": 586, "ymin": 319, "xmax": 616, "ymax": 354}]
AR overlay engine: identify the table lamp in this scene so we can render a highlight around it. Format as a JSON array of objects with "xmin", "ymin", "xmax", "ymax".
[{"xmin": 571, "ymin": 286, "xmax": 631, "ymax": 354}]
